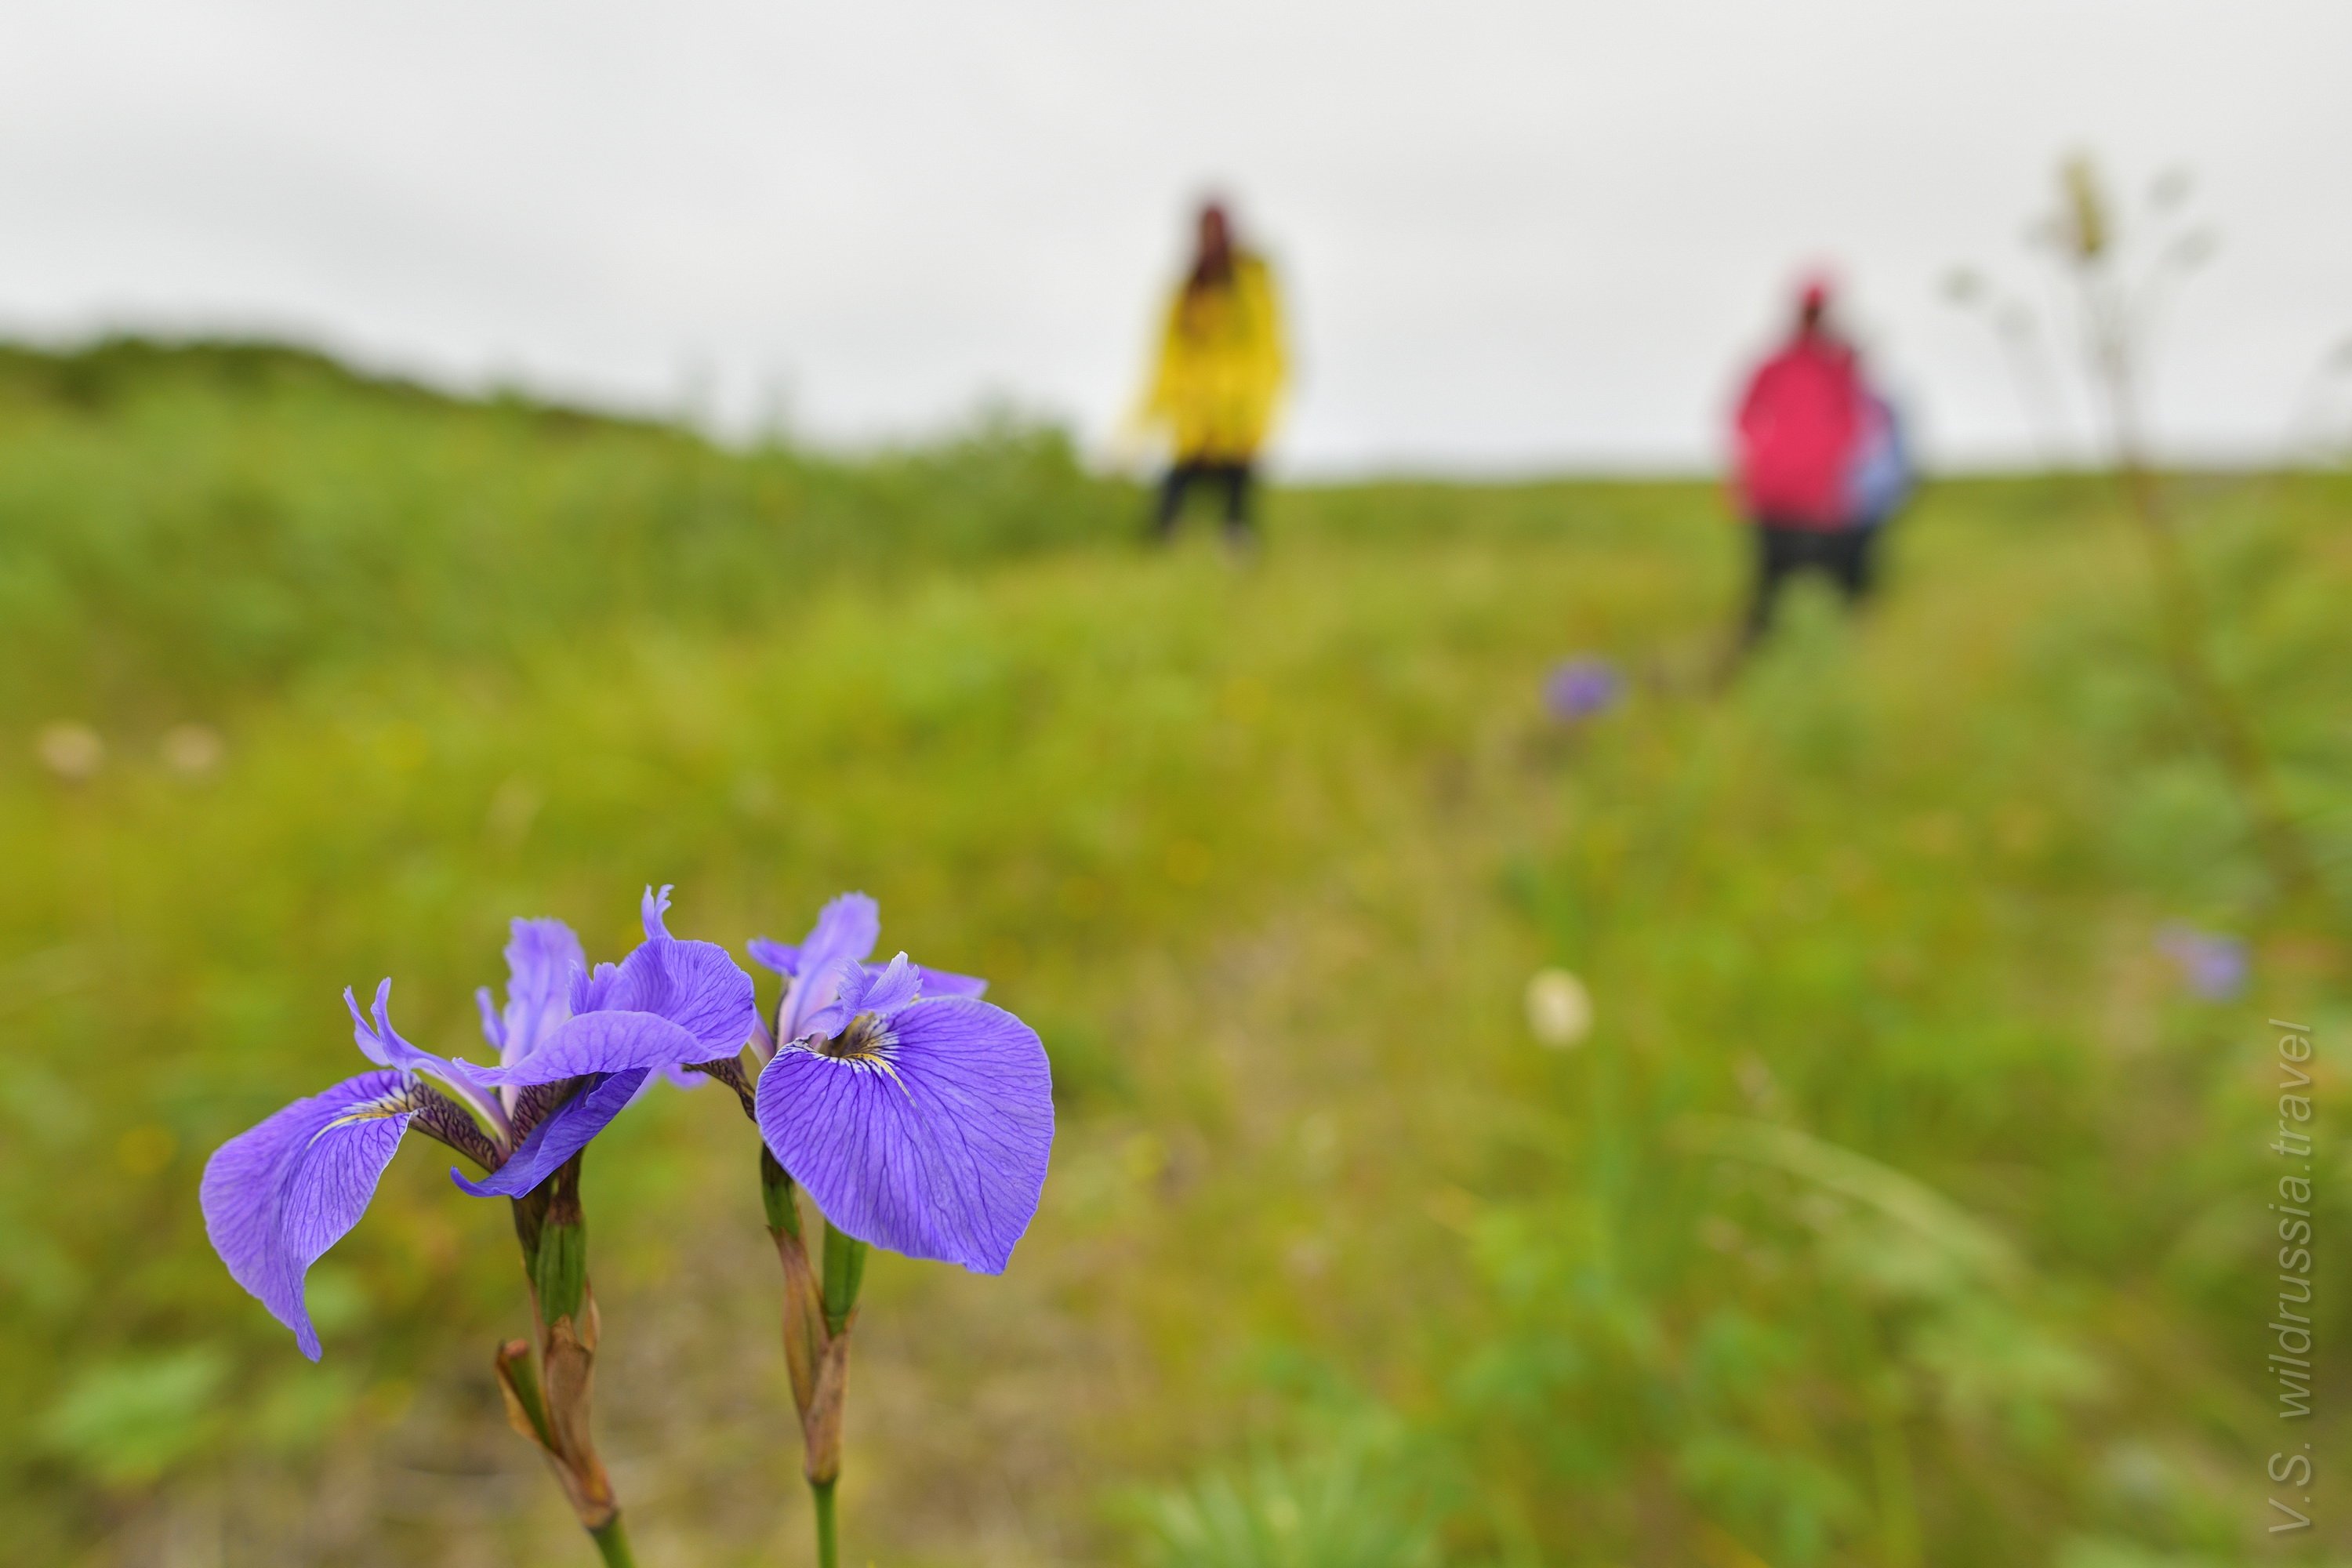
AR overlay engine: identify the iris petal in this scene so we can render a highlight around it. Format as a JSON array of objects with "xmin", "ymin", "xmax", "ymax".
[
  {"xmin": 452, "ymin": 1071, "xmax": 649, "ymax": 1196},
  {"xmin": 495, "ymin": 918, "xmax": 586, "ymax": 1069},
  {"xmin": 467, "ymin": 1009, "xmax": 710, "ymax": 1087},
  {"xmin": 641, "ymin": 883, "xmax": 674, "ymax": 940},
  {"xmin": 802, "ymin": 893, "xmax": 881, "ymax": 969},
  {"xmin": 474, "ymin": 986, "xmax": 506, "ymax": 1052},
  {"xmin": 755, "ymin": 997, "xmax": 1053, "ymax": 1274},
  {"xmin": 912, "ymin": 964, "xmax": 988, "ymax": 1000},
  {"xmin": 844, "ymin": 952, "xmax": 923, "ymax": 1017},
  {"xmin": 598, "ymin": 935, "xmax": 757, "ymax": 1058},
  {"xmin": 754, "ymin": 895, "xmax": 988, "ymax": 1029},
  {"xmin": 200, "ymin": 1070, "xmax": 414, "ymax": 1360},
  {"xmin": 346, "ymin": 981, "xmax": 504, "ymax": 1134},
  {"xmin": 774, "ymin": 893, "xmax": 880, "ymax": 1041},
  {"xmin": 746, "ymin": 936, "xmax": 800, "ymax": 976},
  {"xmin": 784, "ymin": 960, "xmax": 863, "ymax": 1047}
]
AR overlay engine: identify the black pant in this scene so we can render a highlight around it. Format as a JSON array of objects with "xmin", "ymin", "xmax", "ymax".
[
  {"xmin": 1743, "ymin": 522, "xmax": 1881, "ymax": 644},
  {"xmin": 1151, "ymin": 459, "xmax": 1254, "ymax": 542}
]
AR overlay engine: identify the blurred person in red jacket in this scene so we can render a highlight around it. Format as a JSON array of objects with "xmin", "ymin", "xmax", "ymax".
[{"xmin": 1731, "ymin": 276, "xmax": 1882, "ymax": 650}]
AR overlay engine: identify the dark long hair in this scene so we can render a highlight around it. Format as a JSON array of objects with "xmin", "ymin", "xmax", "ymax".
[{"xmin": 1185, "ymin": 202, "xmax": 1236, "ymax": 298}]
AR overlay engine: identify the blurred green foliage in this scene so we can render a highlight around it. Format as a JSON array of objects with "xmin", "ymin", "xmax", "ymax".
[
  {"xmin": 1, "ymin": 341, "xmax": 2347, "ymax": 1565},
  {"xmin": 0, "ymin": 339, "xmax": 1122, "ymax": 723},
  {"xmin": 1138, "ymin": 1414, "xmax": 1436, "ymax": 1568}
]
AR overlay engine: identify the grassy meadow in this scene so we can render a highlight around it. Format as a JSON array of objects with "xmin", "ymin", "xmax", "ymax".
[{"xmin": 2, "ymin": 342, "xmax": 2347, "ymax": 1566}]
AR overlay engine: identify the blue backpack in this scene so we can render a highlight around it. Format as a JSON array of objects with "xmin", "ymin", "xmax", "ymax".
[{"xmin": 1845, "ymin": 390, "xmax": 1912, "ymax": 528}]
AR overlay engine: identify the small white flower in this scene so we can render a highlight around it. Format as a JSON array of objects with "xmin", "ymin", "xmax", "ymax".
[
  {"xmin": 160, "ymin": 724, "xmax": 226, "ymax": 776},
  {"xmin": 35, "ymin": 721, "xmax": 104, "ymax": 780},
  {"xmin": 1524, "ymin": 967, "xmax": 1592, "ymax": 1048}
]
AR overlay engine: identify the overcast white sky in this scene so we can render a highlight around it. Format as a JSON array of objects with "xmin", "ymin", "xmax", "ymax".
[{"xmin": 3, "ymin": 1, "xmax": 2347, "ymax": 472}]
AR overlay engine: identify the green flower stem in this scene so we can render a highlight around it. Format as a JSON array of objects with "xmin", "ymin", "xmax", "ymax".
[
  {"xmin": 589, "ymin": 1516, "xmax": 638, "ymax": 1568},
  {"xmin": 810, "ymin": 1220, "xmax": 864, "ymax": 1566},
  {"xmin": 811, "ymin": 1479, "xmax": 839, "ymax": 1568},
  {"xmin": 533, "ymin": 1218, "xmax": 588, "ymax": 1323},
  {"xmin": 821, "ymin": 1221, "xmax": 866, "ymax": 1338},
  {"xmin": 535, "ymin": 1158, "xmax": 590, "ymax": 1322},
  {"xmin": 761, "ymin": 1145, "xmax": 802, "ymax": 1239},
  {"xmin": 511, "ymin": 1181, "xmax": 552, "ymax": 1269}
]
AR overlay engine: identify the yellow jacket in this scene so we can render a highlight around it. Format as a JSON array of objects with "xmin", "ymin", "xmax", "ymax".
[{"xmin": 1137, "ymin": 254, "xmax": 1287, "ymax": 462}]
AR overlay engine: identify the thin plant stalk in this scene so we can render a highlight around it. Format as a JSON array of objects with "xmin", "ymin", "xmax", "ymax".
[
  {"xmin": 811, "ymin": 1479, "xmax": 840, "ymax": 1568},
  {"xmin": 2058, "ymin": 158, "xmax": 2314, "ymax": 899}
]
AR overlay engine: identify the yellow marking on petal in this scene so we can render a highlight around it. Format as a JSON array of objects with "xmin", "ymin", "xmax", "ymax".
[
  {"xmin": 815, "ymin": 1012, "xmax": 916, "ymax": 1102},
  {"xmin": 315, "ymin": 1091, "xmax": 421, "ymax": 1141},
  {"xmin": 858, "ymin": 1051, "xmax": 915, "ymax": 1102}
]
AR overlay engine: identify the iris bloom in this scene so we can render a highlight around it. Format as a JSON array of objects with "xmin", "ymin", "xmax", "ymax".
[
  {"xmin": 2155, "ymin": 922, "xmax": 2249, "ymax": 1002},
  {"xmin": 1543, "ymin": 655, "xmax": 1624, "ymax": 722},
  {"xmin": 201, "ymin": 887, "xmax": 755, "ymax": 1359},
  {"xmin": 748, "ymin": 894, "xmax": 1053, "ymax": 1274}
]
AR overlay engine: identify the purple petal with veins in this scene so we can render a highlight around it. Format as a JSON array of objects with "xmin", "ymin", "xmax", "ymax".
[
  {"xmin": 490, "ymin": 918, "xmax": 586, "ymax": 1069},
  {"xmin": 467, "ymin": 1010, "xmax": 711, "ymax": 1087},
  {"xmin": 453, "ymin": 1071, "xmax": 649, "ymax": 1197},
  {"xmin": 597, "ymin": 935, "xmax": 757, "ymax": 1058},
  {"xmin": 753, "ymin": 896, "xmax": 988, "ymax": 1028},
  {"xmin": 200, "ymin": 1070, "xmax": 415, "ymax": 1360},
  {"xmin": 204, "ymin": 884, "xmax": 757, "ymax": 1357},
  {"xmin": 844, "ymin": 952, "xmax": 924, "ymax": 1015},
  {"xmin": 346, "ymin": 980, "xmax": 505, "ymax": 1135},
  {"xmin": 761, "ymin": 892, "xmax": 880, "ymax": 1041},
  {"xmin": 755, "ymin": 996, "xmax": 1053, "ymax": 1274}
]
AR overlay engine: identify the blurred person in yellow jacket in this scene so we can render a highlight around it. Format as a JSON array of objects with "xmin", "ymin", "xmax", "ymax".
[{"xmin": 1134, "ymin": 201, "xmax": 1287, "ymax": 546}]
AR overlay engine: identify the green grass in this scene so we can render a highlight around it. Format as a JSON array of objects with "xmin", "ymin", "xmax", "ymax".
[{"xmin": 2, "ymin": 341, "xmax": 2347, "ymax": 1566}]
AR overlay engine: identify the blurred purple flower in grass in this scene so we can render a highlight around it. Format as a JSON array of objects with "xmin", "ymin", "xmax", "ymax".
[
  {"xmin": 201, "ymin": 886, "xmax": 756, "ymax": 1359},
  {"xmin": 1544, "ymin": 656, "xmax": 1624, "ymax": 722},
  {"xmin": 750, "ymin": 895, "xmax": 1052, "ymax": 1274},
  {"xmin": 2155, "ymin": 923, "xmax": 2248, "ymax": 1002}
]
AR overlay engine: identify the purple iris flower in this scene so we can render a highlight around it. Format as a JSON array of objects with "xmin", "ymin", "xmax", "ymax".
[
  {"xmin": 1544, "ymin": 655, "xmax": 1624, "ymax": 722},
  {"xmin": 748, "ymin": 894, "xmax": 1052, "ymax": 1275},
  {"xmin": 201, "ymin": 886, "xmax": 756, "ymax": 1359},
  {"xmin": 2155, "ymin": 923, "xmax": 2249, "ymax": 1002}
]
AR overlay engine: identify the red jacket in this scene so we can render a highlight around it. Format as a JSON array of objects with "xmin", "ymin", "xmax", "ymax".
[{"xmin": 1734, "ymin": 332, "xmax": 1862, "ymax": 528}]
